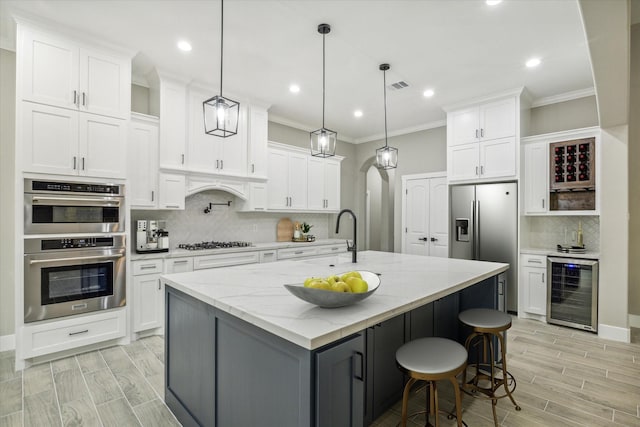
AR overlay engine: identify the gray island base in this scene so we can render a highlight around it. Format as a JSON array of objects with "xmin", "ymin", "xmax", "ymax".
[{"xmin": 161, "ymin": 251, "xmax": 509, "ymax": 426}]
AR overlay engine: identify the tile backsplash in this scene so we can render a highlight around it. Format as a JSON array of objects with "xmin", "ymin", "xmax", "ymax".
[
  {"xmin": 521, "ymin": 215, "xmax": 600, "ymax": 252},
  {"xmin": 132, "ymin": 190, "xmax": 332, "ymax": 246}
]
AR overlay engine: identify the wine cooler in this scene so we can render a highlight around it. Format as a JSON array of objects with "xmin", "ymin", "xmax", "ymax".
[{"xmin": 547, "ymin": 257, "xmax": 598, "ymax": 332}]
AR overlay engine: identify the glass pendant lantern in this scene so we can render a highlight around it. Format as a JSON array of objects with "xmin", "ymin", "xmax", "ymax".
[
  {"xmin": 310, "ymin": 23, "xmax": 337, "ymax": 158},
  {"xmin": 376, "ymin": 63, "xmax": 398, "ymax": 169}
]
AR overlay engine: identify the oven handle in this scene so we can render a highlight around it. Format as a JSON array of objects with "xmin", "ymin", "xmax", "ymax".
[
  {"xmin": 31, "ymin": 196, "xmax": 121, "ymax": 207},
  {"xmin": 29, "ymin": 253, "xmax": 124, "ymax": 265}
]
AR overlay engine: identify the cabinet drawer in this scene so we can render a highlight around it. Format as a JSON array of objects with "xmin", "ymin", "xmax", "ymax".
[
  {"xmin": 165, "ymin": 257, "xmax": 194, "ymax": 273},
  {"xmin": 194, "ymin": 251, "xmax": 260, "ymax": 270},
  {"xmin": 316, "ymin": 244, "xmax": 347, "ymax": 256},
  {"xmin": 521, "ymin": 254, "xmax": 547, "ymax": 268},
  {"xmin": 259, "ymin": 250, "xmax": 277, "ymax": 263},
  {"xmin": 277, "ymin": 247, "xmax": 318, "ymax": 260},
  {"xmin": 132, "ymin": 259, "xmax": 164, "ymax": 275},
  {"xmin": 23, "ymin": 309, "xmax": 126, "ymax": 358}
]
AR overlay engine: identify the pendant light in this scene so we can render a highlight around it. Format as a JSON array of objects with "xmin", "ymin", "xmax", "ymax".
[
  {"xmin": 203, "ymin": 0, "xmax": 239, "ymax": 138},
  {"xmin": 376, "ymin": 63, "xmax": 398, "ymax": 169},
  {"xmin": 310, "ymin": 23, "xmax": 337, "ymax": 158}
]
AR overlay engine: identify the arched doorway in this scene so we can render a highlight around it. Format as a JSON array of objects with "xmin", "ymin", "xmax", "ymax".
[{"xmin": 361, "ymin": 157, "xmax": 394, "ymax": 252}]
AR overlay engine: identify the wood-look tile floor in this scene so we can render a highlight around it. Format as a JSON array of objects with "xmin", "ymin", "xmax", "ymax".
[{"xmin": 1, "ymin": 318, "xmax": 639, "ymax": 426}]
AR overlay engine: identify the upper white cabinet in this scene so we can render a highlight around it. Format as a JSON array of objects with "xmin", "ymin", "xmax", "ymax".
[
  {"xmin": 22, "ymin": 102, "xmax": 127, "ymax": 178},
  {"xmin": 267, "ymin": 146, "xmax": 308, "ymax": 210},
  {"xmin": 158, "ymin": 173, "xmax": 186, "ymax": 210},
  {"xmin": 248, "ymin": 106, "xmax": 269, "ymax": 179},
  {"xmin": 307, "ymin": 156, "xmax": 341, "ymax": 211},
  {"xmin": 522, "ymin": 142, "xmax": 548, "ymax": 214},
  {"xmin": 19, "ymin": 25, "xmax": 130, "ymax": 119},
  {"xmin": 129, "ymin": 114, "xmax": 159, "ymax": 208},
  {"xmin": 187, "ymin": 87, "xmax": 247, "ymax": 177},
  {"xmin": 152, "ymin": 75, "xmax": 188, "ymax": 170},
  {"xmin": 447, "ymin": 95, "xmax": 519, "ymax": 182}
]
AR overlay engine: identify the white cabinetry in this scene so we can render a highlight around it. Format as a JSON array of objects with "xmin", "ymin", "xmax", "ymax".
[
  {"xmin": 277, "ymin": 243, "xmax": 347, "ymax": 260},
  {"xmin": 248, "ymin": 106, "xmax": 269, "ymax": 178},
  {"xmin": 22, "ymin": 102, "xmax": 127, "ymax": 178},
  {"xmin": 129, "ymin": 114, "xmax": 159, "ymax": 208},
  {"xmin": 158, "ymin": 173, "xmax": 185, "ymax": 210},
  {"xmin": 523, "ymin": 142, "xmax": 548, "ymax": 214},
  {"xmin": 307, "ymin": 157, "xmax": 341, "ymax": 211},
  {"xmin": 153, "ymin": 76, "xmax": 187, "ymax": 170},
  {"xmin": 19, "ymin": 25, "xmax": 130, "ymax": 118},
  {"xmin": 193, "ymin": 251, "xmax": 260, "ymax": 270},
  {"xmin": 165, "ymin": 257, "xmax": 194, "ymax": 273},
  {"xmin": 132, "ymin": 259, "xmax": 164, "ymax": 332},
  {"xmin": 267, "ymin": 145, "xmax": 308, "ymax": 210},
  {"xmin": 520, "ymin": 254, "xmax": 547, "ymax": 317},
  {"xmin": 187, "ymin": 87, "xmax": 247, "ymax": 177},
  {"xmin": 447, "ymin": 96, "xmax": 518, "ymax": 182}
]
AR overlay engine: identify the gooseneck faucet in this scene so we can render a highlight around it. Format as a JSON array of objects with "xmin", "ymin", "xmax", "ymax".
[{"xmin": 335, "ymin": 209, "xmax": 357, "ymax": 263}]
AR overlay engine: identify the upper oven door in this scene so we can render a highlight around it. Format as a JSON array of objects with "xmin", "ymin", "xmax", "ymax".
[{"xmin": 24, "ymin": 194, "xmax": 124, "ymax": 234}]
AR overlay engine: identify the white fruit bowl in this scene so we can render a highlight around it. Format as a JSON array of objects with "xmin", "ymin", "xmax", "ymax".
[{"xmin": 284, "ymin": 271, "xmax": 381, "ymax": 308}]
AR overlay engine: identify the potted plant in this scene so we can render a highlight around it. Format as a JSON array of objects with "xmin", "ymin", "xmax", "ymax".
[{"xmin": 301, "ymin": 222, "xmax": 314, "ymax": 241}]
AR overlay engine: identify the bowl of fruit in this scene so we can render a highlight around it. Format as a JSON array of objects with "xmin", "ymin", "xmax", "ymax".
[{"xmin": 284, "ymin": 271, "xmax": 380, "ymax": 308}]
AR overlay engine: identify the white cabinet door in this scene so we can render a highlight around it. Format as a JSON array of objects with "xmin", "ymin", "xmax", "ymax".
[
  {"xmin": 267, "ymin": 149, "xmax": 289, "ymax": 209},
  {"xmin": 20, "ymin": 27, "xmax": 79, "ymax": 109},
  {"xmin": 133, "ymin": 274, "xmax": 163, "ymax": 332},
  {"xmin": 449, "ymin": 106, "xmax": 479, "ymax": 146},
  {"xmin": 428, "ymin": 177, "xmax": 449, "ymax": 257},
  {"xmin": 404, "ymin": 178, "xmax": 430, "ymax": 256},
  {"xmin": 79, "ymin": 48, "xmax": 130, "ymax": 118},
  {"xmin": 288, "ymin": 152, "xmax": 308, "ymax": 210},
  {"xmin": 324, "ymin": 159, "xmax": 341, "ymax": 211},
  {"xmin": 79, "ymin": 113, "xmax": 126, "ymax": 179},
  {"xmin": 218, "ymin": 112, "xmax": 247, "ymax": 176},
  {"xmin": 129, "ymin": 116, "xmax": 159, "ymax": 208},
  {"xmin": 159, "ymin": 81, "xmax": 187, "ymax": 169},
  {"xmin": 307, "ymin": 157, "xmax": 325, "ymax": 210},
  {"xmin": 22, "ymin": 102, "xmax": 78, "ymax": 175},
  {"xmin": 479, "ymin": 97, "xmax": 516, "ymax": 141},
  {"xmin": 479, "ymin": 137, "xmax": 516, "ymax": 180},
  {"xmin": 524, "ymin": 142, "xmax": 548, "ymax": 214},
  {"xmin": 248, "ymin": 106, "xmax": 268, "ymax": 178},
  {"xmin": 448, "ymin": 143, "xmax": 479, "ymax": 181},
  {"xmin": 522, "ymin": 266, "xmax": 546, "ymax": 315},
  {"xmin": 159, "ymin": 173, "xmax": 185, "ymax": 210},
  {"xmin": 165, "ymin": 257, "xmax": 194, "ymax": 273}
]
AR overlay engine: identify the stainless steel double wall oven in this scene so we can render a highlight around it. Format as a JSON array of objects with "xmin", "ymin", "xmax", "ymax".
[{"xmin": 23, "ymin": 179, "xmax": 126, "ymax": 323}]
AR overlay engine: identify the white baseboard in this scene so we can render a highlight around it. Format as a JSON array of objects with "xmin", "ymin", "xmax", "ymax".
[
  {"xmin": 629, "ymin": 314, "xmax": 640, "ymax": 328},
  {"xmin": 0, "ymin": 334, "xmax": 15, "ymax": 352},
  {"xmin": 598, "ymin": 323, "xmax": 630, "ymax": 343}
]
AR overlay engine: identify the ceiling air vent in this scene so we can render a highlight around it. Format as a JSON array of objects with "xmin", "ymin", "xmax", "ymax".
[{"xmin": 388, "ymin": 81, "xmax": 409, "ymax": 91}]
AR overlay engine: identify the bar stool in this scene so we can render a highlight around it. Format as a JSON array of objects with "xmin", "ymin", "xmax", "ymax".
[
  {"xmin": 458, "ymin": 308, "xmax": 521, "ymax": 426},
  {"xmin": 396, "ymin": 337, "xmax": 467, "ymax": 427}
]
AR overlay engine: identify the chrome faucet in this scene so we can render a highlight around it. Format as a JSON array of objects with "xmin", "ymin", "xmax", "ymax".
[{"xmin": 335, "ymin": 209, "xmax": 357, "ymax": 263}]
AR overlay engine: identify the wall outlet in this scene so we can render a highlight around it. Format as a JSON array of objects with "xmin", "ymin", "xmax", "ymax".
[{"xmin": 571, "ymin": 231, "xmax": 577, "ymax": 242}]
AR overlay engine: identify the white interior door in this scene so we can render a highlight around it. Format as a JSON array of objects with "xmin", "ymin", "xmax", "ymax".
[
  {"xmin": 404, "ymin": 178, "xmax": 429, "ymax": 256},
  {"xmin": 428, "ymin": 177, "xmax": 449, "ymax": 257}
]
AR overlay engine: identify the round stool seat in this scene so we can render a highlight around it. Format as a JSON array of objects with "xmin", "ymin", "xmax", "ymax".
[
  {"xmin": 396, "ymin": 337, "xmax": 467, "ymax": 376},
  {"xmin": 459, "ymin": 308, "xmax": 511, "ymax": 330}
]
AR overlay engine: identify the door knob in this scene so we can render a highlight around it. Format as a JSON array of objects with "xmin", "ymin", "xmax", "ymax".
[
  {"xmin": 430, "ymin": 237, "xmax": 438, "ymax": 242},
  {"xmin": 418, "ymin": 237, "xmax": 428, "ymax": 241}
]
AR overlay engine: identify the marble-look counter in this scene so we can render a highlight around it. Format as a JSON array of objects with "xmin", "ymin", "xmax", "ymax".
[
  {"xmin": 131, "ymin": 238, "xmax": 346, "ymax": 261},
  {"xmin": 161, "ymin": 250, "xmax": 508, "ymax": 350},
  {"xmin": 521, "ymin": 247, "xmax": 600, "ymax": 259}
]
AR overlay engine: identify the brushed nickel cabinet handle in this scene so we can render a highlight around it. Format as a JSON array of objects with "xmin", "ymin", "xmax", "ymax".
[
  {"xmin": 181, "ymin": 154, "xmax": 185, "ymax": 164},
  {"xmin": 151, "ymin": 190, "xmax": 154, "ymax": 202},
  {"xmin": 82, "ymin": 92, "xmax": 86, "ymax": 106},
  {"xmin": 73, "ymin": 156, "xmax": 77, "ymax": 170},
  {"xmin": 69, "ymin": 330, "xmax": 89, "ymax": 336},
  {"xmin": 73, "ymin": 90, "xmax": 78, "ymax": 106}
]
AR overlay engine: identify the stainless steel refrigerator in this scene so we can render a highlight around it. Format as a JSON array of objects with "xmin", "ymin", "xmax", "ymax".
[{"xmin": 450, "ymin": 182, "xmax": 518, "ymax": 312}]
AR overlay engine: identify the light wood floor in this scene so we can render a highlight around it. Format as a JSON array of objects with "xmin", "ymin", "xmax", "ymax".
[{"xmin": 1, "ymin": 318, "xmax": 639, "ymax": 426}]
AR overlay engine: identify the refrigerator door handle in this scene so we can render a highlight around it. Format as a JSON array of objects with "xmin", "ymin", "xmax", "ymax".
[
  {"xmin": 471, "ymin": 200, "xmax": 476, "ymax": 259},
  {"xmin": 475, "ymin": 200, "xmax": 480, "ymax": 259}
]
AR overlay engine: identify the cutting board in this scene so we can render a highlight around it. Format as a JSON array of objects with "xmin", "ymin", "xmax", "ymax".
[{"xmin": 276, "ymin": 218, "xmax": 294, "ymax": 242}]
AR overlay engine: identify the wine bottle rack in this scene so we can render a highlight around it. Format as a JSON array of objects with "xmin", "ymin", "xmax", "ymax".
[{"xmin": 550, "ymin": 137, "xmax": 595, "ymax": 191}]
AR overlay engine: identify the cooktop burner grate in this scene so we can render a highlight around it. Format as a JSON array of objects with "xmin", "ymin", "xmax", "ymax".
[{"xmin": 178, "ymin": 241, "xmax": 254, "ymax": 251}]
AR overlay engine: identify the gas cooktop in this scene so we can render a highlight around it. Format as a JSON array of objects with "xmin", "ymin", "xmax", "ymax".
[{"xmin": 177, "ymin": 241, "xmax": 254, "ymax": 251}]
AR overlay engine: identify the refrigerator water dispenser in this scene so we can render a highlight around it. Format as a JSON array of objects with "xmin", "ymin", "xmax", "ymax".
[{"xmin": 455, "ymin": 219, "xmax": 469, "ymax": 242}]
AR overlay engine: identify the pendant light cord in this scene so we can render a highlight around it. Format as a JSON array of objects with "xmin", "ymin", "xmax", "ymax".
[
  {"xmin": 220, "ymin": 0, "xmax": 224, "ymax": 98},
  {"xmin": 322, "ymin": 31, "xmax": 326, "ymax": 129},
  {"xmin": 383, "ymin": 67, "xmax": 388, "ymax": 148}
]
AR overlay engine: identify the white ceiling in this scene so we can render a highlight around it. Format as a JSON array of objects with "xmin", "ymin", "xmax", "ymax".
[{"xmin": 0, "ymin": 0, "xmax": 596, "ymax": 143}]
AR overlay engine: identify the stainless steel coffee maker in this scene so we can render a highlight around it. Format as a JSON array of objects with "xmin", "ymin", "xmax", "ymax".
[{"xmin": 136, "ymin": 220, "xmax": 169, "ymax": 253}]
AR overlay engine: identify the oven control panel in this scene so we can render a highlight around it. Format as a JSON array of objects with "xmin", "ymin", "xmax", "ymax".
[{"xmin": 41, "ymin": 237, "xmax": 115, "ymax": 250}]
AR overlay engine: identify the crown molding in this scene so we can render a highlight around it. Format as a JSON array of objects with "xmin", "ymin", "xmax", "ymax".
[
  {"xmin": 353, "ymin": 120, "xmax": 446, "ymax": 144},
  {"xmin": 530, "ymin": 87, "xmax": 596, "ymax": 108}
]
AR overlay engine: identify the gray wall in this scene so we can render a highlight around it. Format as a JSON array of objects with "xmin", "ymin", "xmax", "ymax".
[
  {"xmin": 0, "ymin": 49, "xmax": 16, "ymax": 338},
  {"xmin": 527, "ymin": 96, "xmax": 599, "ymax": 136},
  {"xmin": 630, "ymin": 23, "xmax": 640, "ymax": 319}
]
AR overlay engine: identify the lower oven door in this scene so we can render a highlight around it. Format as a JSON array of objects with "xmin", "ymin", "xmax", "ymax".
[{"xmin": 24, "ymin": 247, "xmax": 126, "ymax": 323}]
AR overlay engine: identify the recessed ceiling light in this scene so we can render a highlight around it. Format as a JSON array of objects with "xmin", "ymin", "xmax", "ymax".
[
  {"xmin": 526, "ymin": 57, "xmax": 541, "ymax": 68},
  {"xmin": 289, "ymin": 84, "xmax": 300, "ymax": 93},
  {"xmin": 177, "ymin": 40, "xmax": 192, "ymax": 52},
  {"xmin": 486, "ymin": 0, "xmax": 502, "ymax": 5},
  {"xmin": 354, "ymin": 110, "xmax": 363, "ymax": 118},
  {"xmin": 423, "ymin": 89, "xmax": 435, "ymax": 98}
]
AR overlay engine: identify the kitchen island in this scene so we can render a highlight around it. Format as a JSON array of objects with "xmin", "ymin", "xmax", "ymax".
[{"xmin": 161, "ymin": 250, "xmax": 508, "ymax": 427}]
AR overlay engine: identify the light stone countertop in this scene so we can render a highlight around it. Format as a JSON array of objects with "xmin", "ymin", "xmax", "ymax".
[
  {"xmin": 131, "ymin": 238, "xmax": 347, "ymax": 261},
  {"xmin": 161, "ymin": 250, "xmax": 509, "ymax": 350},
  {"xmin": 520, "ymin": 247, "xmax": 600, "ymax": 260}
]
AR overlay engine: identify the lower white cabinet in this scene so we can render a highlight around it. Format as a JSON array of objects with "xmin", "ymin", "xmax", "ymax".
[
  {"xmin": 22, "ymin": 309, "xmax": 126, "ymax": 358},
  {"xmin": 193, "ymin": 251, "xmax": 260, "ymax": 270},
  {"xmin": 259, "ymin": 250, "xmax": 277, "ymax": 263},
  {"xmin": 277, "ymin": 243, "xmax": 347, "ymax": 260},
  {"xmin": 132, "ymin": 259, "xmax": 164, "ymax": 332},
  {"xmin": 520, "ymin": 254, "xmax": 547, "ymax": 316},
  {"xmin": 165, "ymin": 257, "xmax": 194, "ymax": 273}
]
